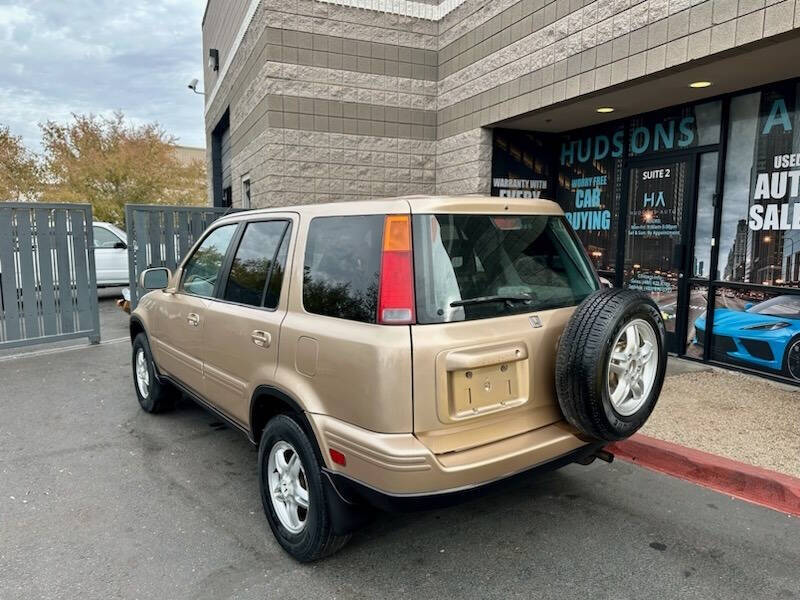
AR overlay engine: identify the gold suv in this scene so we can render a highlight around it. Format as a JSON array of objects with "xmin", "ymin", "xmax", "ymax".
[{"xmin": 130, "ymin": 195, "xmax": 666, "ymax": 561}]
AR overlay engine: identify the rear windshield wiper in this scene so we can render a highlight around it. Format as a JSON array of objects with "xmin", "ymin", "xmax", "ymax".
[{"xmin": 450, "ymin": 294, "xmax": 534, "ymax": 308}]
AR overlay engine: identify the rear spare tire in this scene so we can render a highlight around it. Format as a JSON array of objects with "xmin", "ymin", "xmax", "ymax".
[{"xmin": 555, "ymin": 289, "xmax": 667, "ymax": 442}]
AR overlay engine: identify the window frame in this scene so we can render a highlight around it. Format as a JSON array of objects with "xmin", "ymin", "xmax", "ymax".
[
  {"xmin": 215, "ymin": 218, "xmax": 292, "ymax": 312},
  {"xmin": 178, "ymin": 222, "xmax": 241, "ymax": 299}
]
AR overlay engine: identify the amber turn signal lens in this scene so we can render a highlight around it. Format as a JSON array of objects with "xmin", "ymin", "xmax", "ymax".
[{"xmin": 382, "ymin": 214, "xmax": 412, "ymax": 252}]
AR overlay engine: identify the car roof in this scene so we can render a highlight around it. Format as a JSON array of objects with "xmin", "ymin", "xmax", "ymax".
[{"xmin": 214, "ymin": 195, "xmax": 563, "ymax": 225}]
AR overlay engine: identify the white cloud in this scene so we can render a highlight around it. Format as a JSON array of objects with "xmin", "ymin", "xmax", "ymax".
[{"xmin": 0, "ymin": 0, "xmax": 206, "ymax": 151}]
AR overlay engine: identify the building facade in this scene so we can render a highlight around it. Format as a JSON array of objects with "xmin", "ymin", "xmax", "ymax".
[{"xmin": 202, "ymin": 0, "xmax": 800, "ymax": 383}]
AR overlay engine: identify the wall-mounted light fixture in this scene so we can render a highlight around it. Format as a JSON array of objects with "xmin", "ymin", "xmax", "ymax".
[{"xmin": 208, "ymin": 48, "xmax": 219, "ymax": 72}]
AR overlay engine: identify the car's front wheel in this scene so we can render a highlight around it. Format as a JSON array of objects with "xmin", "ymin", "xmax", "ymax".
[
  {"xmin": 132, "ymin": 333, "xmax": 178, "ymax": 413},
  {"xmin": 782, "ymin": 336, "xmax": 800, "ymax": 381},
  {"xmin": 258, "ymin": 414, "xmax": 350, "ymax": 562}
]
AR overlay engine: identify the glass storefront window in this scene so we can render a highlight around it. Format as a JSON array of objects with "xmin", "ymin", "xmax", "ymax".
[
  {"xmin": 693, "ymin": 153, "xmax": 718, "ymax": 278},
  {"xmin": 556, "ymin": 123, "xmax": 623, "ymax": 276},
  {"xmin": 698, "ymin": 286, "xmax": 800, "ymax": 382},
  {"xmin": 719, "ymin": 81, "xmax": 800, "ymax": 284},
  {"xmin": 685, "ymin": 283, "xmax": 709, "ymax": 359},
  {"xmin": 627, "ymin": 100, "xmax": 722, "ymax": 157},
  {"xmin": 491, "ymin": 130, "xmax": 554, "ymax": 199}
]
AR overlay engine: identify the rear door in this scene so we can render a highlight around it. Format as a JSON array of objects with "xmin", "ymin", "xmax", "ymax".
[
  {"xmin": 409, "ymin": 212, "xmax": 598, "ymax": 454},
  {"xmin": 201, "ymin": 216, "xmax": 294, "ymax": 425},
  {"xmin": 152, "ymin": 223, "xmax": 238, "ymax": 394}
]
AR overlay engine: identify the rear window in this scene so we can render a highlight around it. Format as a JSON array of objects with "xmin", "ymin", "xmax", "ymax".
[
  {"xmin": 303, "ymin": 215, "xmax": 383, "ymax": 323},
  {"xmin": 412, "ymin": 214, "xmax": 598, "ymax": 324}
]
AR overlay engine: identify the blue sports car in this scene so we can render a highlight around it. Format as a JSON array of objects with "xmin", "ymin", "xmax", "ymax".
[{"xmin": 694, "ymin": 294, "xmax": 800, "ymax": 380}]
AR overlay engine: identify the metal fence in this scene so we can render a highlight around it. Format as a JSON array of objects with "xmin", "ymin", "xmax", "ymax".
[
  {"xmin": 125, "ymin": 204, "xmax": 235, "ymax": 308},
  {"xmin": 0, "ymin": 203, "xmax": 101, "ymax": 349}
]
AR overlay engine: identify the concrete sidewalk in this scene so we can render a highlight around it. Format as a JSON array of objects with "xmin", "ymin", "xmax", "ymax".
[{"xmin": 645, "ymin": 359, "xmax": 800, "ymax": 479}]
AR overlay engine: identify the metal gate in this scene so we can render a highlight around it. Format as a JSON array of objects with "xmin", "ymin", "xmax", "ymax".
[
  {"xmin": 125, "ymin": 204, "xmax": 235, "ymax": 309},
  {"xmin": 0, "ymin": 203, "xmax": 101, "ymax": 349}
]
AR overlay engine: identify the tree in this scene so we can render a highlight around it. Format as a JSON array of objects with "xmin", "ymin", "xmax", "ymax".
[
  {"xmin": 40, "ymin": 112, "xmax": 205, "ymax": 225},
  {"xmin": 0, "ymin": 125, "xmax": 42, "ymax": 202}
]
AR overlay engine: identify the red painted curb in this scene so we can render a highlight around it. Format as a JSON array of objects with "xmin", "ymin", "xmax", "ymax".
[{"xmin": 607, "ymin": 434, "xmax": 800, "ymax": 517}]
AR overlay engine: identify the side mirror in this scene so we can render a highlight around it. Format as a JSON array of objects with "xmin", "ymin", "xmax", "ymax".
[
  {"xmin": 139, "ymin": 267, "xmax": 171, "ymax": 291},
  {"xmin": 114, "ymin": 241, "xmax": 127, "ymax": 249}
]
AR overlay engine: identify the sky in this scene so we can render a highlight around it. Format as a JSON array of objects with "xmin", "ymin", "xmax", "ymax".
[{"xmin": 0, "ymin": 0, "xmax": 207, "ymax": 152}]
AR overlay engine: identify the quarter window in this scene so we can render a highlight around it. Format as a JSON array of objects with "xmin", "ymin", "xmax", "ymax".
[
  {"xmin": 303, "ymin": 215, "xmax": 383, "ymax": 323},
  {"xmin": 223, "ymin": 220, "xmax": 289, "ymax": 308},
  {"xmin": 181, "ymin": 224, "xmax": 237, "ymax": 297}
]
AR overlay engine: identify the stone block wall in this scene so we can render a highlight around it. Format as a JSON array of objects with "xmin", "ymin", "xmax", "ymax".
[{"xmin": 203, "ymin": 0, "xmax": 800, "ymax": 206}]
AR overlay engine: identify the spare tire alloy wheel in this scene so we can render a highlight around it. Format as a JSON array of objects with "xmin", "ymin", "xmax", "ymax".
[
  {"xmin": 555, "ymin": 289, "xmax": 667, "ymax": 442},
  {"xmin": 607, "ymin": 319, "xmax": 659, "ymax": 416}
]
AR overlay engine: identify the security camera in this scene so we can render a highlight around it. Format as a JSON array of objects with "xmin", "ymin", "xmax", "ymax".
[{"xmin": 187, "ymin": 78, "xmax": 204, "ymax": 95}]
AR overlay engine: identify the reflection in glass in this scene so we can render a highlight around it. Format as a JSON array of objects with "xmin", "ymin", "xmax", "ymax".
[
  {"xmin": 303, "ymin": 215, "xmax": 383, "ymax": 323},
  {"xmin": 694, "ymin": 287, "xmax": 800, "ymax": 382},
  {"xmin": 412, "ymin": 215, "xmax": 598, "ymax": 324},
  {"xmin": 224, "ymin": 221, "xmax": 287, "ymax": 307},
  {"xmin": 719, "ymin": 93, "xmax": 759, "ymax": 282},
  {"xmin": 181, "ymin": 225, "xmax": 238, "ymax": 297},
  {"xmin": 693, "ymin": 153, "xmax": 718, "ymax": 278},
  {"xmin": 719, "ymin": 82, "xmax": 800, "ymax": 284},
  {"xmin": 557, "ymin": 123, "xmax": 623, "ymax": 276},
  {"xmin": 623, "ymin": 160, "xmax": 690, "ymax": 334},
  {"xmin": 684, "ymin": 284, "xmax": 709, "ymax": 358}
]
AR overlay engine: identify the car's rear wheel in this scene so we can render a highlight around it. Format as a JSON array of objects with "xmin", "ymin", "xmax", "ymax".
[
  {"xmin": 258, "ymin": 414, "xmax": 350, "ymax": 562},
  {"xmin": 132, "ymin": 333, "xmax": 178, "ymax": 413},
  {"xmin": 555, "ymin": 289, "xmax": 667, "ymax": 442},
  {"xmin": 782, "ymin": 336, "xmax": 800, "ymax": 381}
]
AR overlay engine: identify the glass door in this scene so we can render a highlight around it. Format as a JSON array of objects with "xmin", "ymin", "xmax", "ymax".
[{"xmin": 623, "ymin": 157, "xmax": 696, "ymax": 353}]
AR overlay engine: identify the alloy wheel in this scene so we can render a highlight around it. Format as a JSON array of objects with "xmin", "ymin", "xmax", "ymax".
[
  {"xmin": 267, "ymin": 440, "xmax": 309, "ymax": 534},
  {"xmin": 606, "ymin": 319, "xmax": 659, "ymax": 416},
  {"xmin": 135, "ymin": 348, "xmax": 150, "ymax": 399},
  {"xmin": 787, "ymin": 340, "xmax": 800, "ymax": 381}
]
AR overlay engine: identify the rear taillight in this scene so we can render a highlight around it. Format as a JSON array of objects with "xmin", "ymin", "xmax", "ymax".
[{"xmin": 377, "ymin": 214, "xmax": 415, "ymax": 325}]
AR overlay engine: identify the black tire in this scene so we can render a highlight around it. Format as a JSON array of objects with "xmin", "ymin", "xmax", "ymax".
[
  {"xmin": 555, "ymin": 289, "xmax": 667, "ymax": 442},
  {"xmin": 132, "ymin": 333, "xmax": 178, "ymax": 413},
  {"xmin": 258, "ymin": 414, "xmax": 350, "ymax": 562},
  {"xmin": 782, "ymin": 336, "xmax": 800, "ymax": 381}
]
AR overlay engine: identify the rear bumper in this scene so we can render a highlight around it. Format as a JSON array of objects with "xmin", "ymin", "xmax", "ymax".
[
  {"xmin": 306, "ymin": 412, "xmax": 594, "ymax": 497},
  {"xmin": 323, "ymin": 441, "xmax": 604, "ymax": 514}
]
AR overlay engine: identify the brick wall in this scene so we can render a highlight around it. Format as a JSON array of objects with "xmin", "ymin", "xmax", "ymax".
[{"xmin": 203, "ymin": 0, "xmax": 800, "ymax": 207}]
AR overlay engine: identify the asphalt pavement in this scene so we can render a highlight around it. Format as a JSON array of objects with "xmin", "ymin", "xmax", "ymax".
[{"xmin": 1, "ymin": 327, "xmax": 798, "ymax": 599}]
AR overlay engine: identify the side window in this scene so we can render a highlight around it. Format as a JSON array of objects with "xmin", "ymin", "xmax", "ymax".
[
  {"xmin": 223, "ymin": 220, "xmax": 289, "ymax": 307},
  {"xmin": 181, "ymin": 224, "xmax": 237, "ymax": 297},
  {"xmin": 93, "ymin": 226, "xmax": 122, "ymax": 248},
  {"xmin": 303, "ymin": 215, "xmax": 383, "ymax": 323},
  {"xmin": 264, "ymin": 225, "xmax": 291, "ymax": 309}
]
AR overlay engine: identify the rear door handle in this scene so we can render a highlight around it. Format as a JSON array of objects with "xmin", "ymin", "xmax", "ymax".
[
  {"xmin": 251, "ymin": 330, "xmax": 271, "ymax": 348},
  {"xmin": 187, "ymin": 312, "xmax": 200, "ymax": 327}
]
